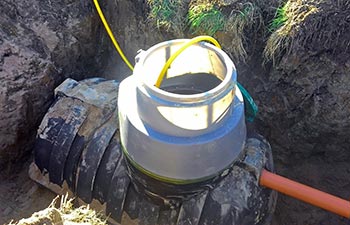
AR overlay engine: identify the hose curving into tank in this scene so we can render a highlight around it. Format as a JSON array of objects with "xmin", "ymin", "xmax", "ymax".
[
  {"xmin": 92, "ymin": 1, "xmax": 259, "ymax": 122},
  {"xmin": 155, "ymin": 35, "xmax": 221, "ymax": 87}
]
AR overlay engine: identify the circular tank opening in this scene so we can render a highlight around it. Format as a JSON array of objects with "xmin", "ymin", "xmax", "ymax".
[{"xmin": 139, "ymin": 40, "xmax": 231, "ymax": 96}]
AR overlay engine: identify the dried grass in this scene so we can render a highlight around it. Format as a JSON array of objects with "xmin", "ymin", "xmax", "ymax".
[
  {"xmin": 8, "ymin": 195, "xmax": 107, "ymax": 225},
  {"xmin": 223, "ymin": 2, "xmax": 263, "ymax": 62},
  {"xmin": 264, "ymin": 0, "xmax": 319, "ymax": 62}
]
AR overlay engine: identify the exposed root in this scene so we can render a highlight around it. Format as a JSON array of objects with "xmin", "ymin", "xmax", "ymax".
[{"xmin": 222, "ymin": 1, "xmax": 263, "ymax": 62}]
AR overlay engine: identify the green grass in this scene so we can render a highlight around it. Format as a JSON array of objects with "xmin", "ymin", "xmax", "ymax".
[
  {"xmin": 264, "ymin": 0, "xmax": 319, "ymax": 62},
  {"xmin": 269, "ymin": 2, "xmax": 289, "ymax": 32},
  {"xmin": 238, "ymin": 3, "xmax": 255, "ymax": 19},
  {"xmin": 148, "ymin": 0, "xmax": 177, "ymax": 28},
  {"xmin": 146, "ymin": 0, "xmax": 265, "ymax": 62},
  {"xmin": 188, "ymin": 4, "xmax": 225, "ymax": 36},
  {"xmin": 147, "ymin": 0, "xmax": 185, "ymax": 34}
]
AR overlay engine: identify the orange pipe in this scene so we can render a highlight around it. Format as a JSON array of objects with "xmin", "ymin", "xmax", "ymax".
[{"xmin": 260, "ymin": 169, "xmax": 350, "ymax": 218}]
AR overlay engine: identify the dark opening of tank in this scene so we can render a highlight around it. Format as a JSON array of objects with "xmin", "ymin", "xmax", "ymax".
[{"xmin": 160, "ymin": 73, "xmax": 222, "ymax": 94}]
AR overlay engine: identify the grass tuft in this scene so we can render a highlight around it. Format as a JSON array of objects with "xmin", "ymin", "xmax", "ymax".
[
  {"xmin": 264, "ymin": 0, "xmax": 319, "ymax": 62},
  {"xmin": 188, "ymin": 3, "xmax": 225, "ymax": 36},
  {"xmin": 146, "ymin": 0, "xmax": 269, "ymax": 62},
  {"xmin": 223, "ymin": 2, "xmax": 262, "ymax": 62},
  {"xmin": 147, "ymin": 0, "xmax": 186, "ymax": 36},
  {"xmin": 269, "ymin": 3, "xmax": 289, "ymax": 32}
]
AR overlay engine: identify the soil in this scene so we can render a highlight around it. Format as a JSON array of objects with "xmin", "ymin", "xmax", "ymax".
[
  {"xmin": 0, "ymin": 160, "xmax": 55, "ymax": 224},
  {"xmin": 239, "ymin": 1, "xmax": 350, "ymax": 224},
  {"xmin": 0, "ymin": 0, "xmax": 102, "ymax": 170},
  {"xmin": 1, "ymin": 0, "xmax": 350, "ymax": 225}
]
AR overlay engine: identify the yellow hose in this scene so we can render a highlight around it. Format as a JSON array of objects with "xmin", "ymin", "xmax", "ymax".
[
  {"xmin": 93, "ymin": 0, "xmax": 134, "ymax": 71},
  {"xmin": 92, "ymin": 1, "xmax": 221, "ymax": 88},
  {"xmin": 155, "ymin": 36, "xmax": 221, "ymax": 88}
]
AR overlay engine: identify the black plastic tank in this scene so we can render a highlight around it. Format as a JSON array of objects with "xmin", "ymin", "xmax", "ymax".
[{"xmin": 33, "ymin": 77, "xmax": 276, "ymax": 225}]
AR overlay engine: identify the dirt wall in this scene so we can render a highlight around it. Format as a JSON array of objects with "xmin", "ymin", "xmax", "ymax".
[{"xmin": 0, "ymin": 0, "xmax": 102, "ymax": 170}]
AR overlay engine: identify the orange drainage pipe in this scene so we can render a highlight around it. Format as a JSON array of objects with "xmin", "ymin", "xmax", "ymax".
[{"xmin": 260, "ymin": 169, "xmax": 350, "ymax": 218}]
